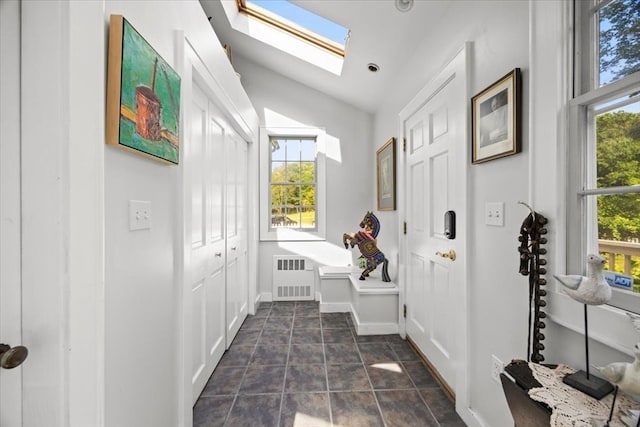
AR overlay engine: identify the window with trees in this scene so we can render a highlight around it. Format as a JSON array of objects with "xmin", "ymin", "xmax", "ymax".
[
  {"xmin": 259, "ymin": 127, "xmax": 326, "ymax": 241},
  {"xmin": 568, "ymin": 0, "xmax": 640, "ymax": 313},
  {"xmin": 269, "ymin": 137, "xmax": 317, "ymax": 230}
]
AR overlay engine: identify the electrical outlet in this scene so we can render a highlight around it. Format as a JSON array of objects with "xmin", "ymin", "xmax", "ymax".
[
  {"xmin": 491, "ymin": 354, "xmax": 504, "ymax": 383},
  {"xmin": 129, "ymin": 200, "xmax": 151, "ymax": 231}
]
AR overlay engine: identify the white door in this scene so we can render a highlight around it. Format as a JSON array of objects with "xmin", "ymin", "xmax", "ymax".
[
  {"xmin": 1, "ymin": 2, "xmax": 24, "ymax": 424},
  {"xmin": 403, "ymin": 51, "xmax": 467, "ymax": 391},
  {"xmin": 189, "ymin": 84, "xmax": 227, "ymax": 402},
  {"xmin": 225, "ymin": 133, "xmax": 248, "ymax": 345}
]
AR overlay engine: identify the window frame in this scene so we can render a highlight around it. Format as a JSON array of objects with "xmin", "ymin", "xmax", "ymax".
[
  {"xmin": 566, "ymin": 0, "xmax": 640, "ymax": 314},
  {"xmin": 259, "ymin": 127, "xmax": 326, "ymax": 241},
  {"xmin": 236, "ymin": 0, "xmax": 346, "ymax": 57}
]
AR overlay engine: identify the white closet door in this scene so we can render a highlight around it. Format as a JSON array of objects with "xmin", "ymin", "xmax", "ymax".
[
  {"xmin": 189, "ymin": 84, "xmax": 226, "ymax": 403},
  {"xmin": 225, "ymin": 133, "xmax": 248, "ymax": 345}
]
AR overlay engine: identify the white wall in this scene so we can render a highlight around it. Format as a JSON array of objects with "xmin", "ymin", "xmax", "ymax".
[
  {"xmin": 375, "ymin": 3, "xmax": 529, "ymax": 424},
  {"xmin": 62, "ymin": 1, "xmax": 257, "ymax": 426},
  {"xmin": 232, "ymin": 56, "xmax": 378, "ymax": 297}
]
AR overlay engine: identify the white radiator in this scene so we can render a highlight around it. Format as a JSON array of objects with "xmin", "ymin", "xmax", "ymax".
[{"xmin": 272, "ymin": 256, "xmax": 314, "ymax": 301}]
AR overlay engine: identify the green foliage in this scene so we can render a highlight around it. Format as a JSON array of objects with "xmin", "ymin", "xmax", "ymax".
[
  {"xmin": 600, "ymin": 0, "xmax": 640, "ymax": 82},
  {"xmin": 596, "ymin": 111, "xmax": 640, "ymax": 280},
  {"xmin": 271, "ymin": 162, "xmax": 316, "ymax": 214}
]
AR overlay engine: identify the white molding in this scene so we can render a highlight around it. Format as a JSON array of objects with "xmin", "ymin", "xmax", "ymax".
[
  {"xmin": 319, "ymin": 302, "xmax": 351, "ymax": 313},
  {"xmin": 350, "ymin": 309, "xmax": 399, "ymax": 335}
]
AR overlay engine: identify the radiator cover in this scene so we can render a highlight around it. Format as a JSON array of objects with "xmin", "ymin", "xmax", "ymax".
[{"xmin": 272, "ymin": 256, "xmax": 314, "ymax": 301}]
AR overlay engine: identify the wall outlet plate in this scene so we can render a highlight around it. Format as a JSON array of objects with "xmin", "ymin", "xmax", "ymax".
[
  {"xmin": 129, "ymin": 200, "xmax": 151, "ymax": 231},
  {"xmin": 491, "ymin": 354, "xmax": 504, "ymax": 383}
]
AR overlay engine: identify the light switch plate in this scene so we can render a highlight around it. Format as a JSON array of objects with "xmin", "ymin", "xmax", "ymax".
[
  {"xmin": 129, "ymin": 200, "xmax": 151, "ymax": 231},
  {"xmin": 485, "ymin": 202, "xmax": 504, "ymax": 226}
]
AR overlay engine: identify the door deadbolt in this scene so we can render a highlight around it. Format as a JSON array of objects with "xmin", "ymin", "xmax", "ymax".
[{"xmin": 0, "ymin": 343, "xmax": 28, "ymax": 369}]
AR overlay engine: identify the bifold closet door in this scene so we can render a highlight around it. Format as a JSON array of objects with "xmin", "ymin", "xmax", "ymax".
[
  {"xmin": 225, "ymin": 133, "xmax": 248, "ymax": 346},
  {"xmin": 190, "ymin": 84, "xmax": 226, "ymax": 403}
]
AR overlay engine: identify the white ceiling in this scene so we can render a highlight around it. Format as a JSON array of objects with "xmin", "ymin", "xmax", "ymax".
[{"xmin": 200, "ymin": 0, "xmax": 453, "ymax": 114}]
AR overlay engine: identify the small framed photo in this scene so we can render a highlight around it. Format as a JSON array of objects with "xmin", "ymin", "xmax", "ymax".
[
  {"xmin": 471, "ymin": 68, "xmax": 521, "ymax": 164},
  {"xmin": 376, "ymin": 137, "xmax": 396, "ymax": 211}
]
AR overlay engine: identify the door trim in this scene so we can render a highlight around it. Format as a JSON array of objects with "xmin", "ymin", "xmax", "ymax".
[{"xmin": 398, "ymin": 42, "xmax": 472, "ymax": 423}]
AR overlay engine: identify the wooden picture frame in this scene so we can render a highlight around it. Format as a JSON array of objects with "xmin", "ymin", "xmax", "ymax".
[
  {"xmin": 471, "ymin": 68, "xmax": 521, "ymax": 164},
  {"xmin": 376, "ymin": 137, "xmax": 396, "ymax": 211},
  {"xmin": 106, "ymin": 15, "xmax": 181, "ymax": 164}
]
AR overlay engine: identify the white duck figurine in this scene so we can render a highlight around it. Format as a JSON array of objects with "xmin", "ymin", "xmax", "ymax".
[
  {"xmin": 553, "ymin": 254, "xmax": 612, "ymax": 305},
  {"xmin": 593, "ymin": 342, "xmax": 640, "ymax": 398}
]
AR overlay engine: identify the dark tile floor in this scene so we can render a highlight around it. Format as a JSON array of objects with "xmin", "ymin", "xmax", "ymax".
[{"xmin": 194, "ymin": 301, "xmax": 466, "ymax": 427}]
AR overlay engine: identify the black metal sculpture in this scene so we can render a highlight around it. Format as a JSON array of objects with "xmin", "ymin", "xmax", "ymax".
[{"xmin": 517, "ymin": 201, "xmax": 548, "ymax": 364}]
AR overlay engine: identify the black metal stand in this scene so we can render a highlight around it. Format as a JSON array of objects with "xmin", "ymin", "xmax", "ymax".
[{"xmin": 562, "ymin": 304, "xmax": 614, "ymax": 400}]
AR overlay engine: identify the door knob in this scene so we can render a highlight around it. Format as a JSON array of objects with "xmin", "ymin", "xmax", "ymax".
[
  {"xmin": 0, "ymin": 343, "xmax": 28, "ymax": 369},
  {"xmin": 435, "ymin": 250, "xmax": 456, "ymax": 261}
]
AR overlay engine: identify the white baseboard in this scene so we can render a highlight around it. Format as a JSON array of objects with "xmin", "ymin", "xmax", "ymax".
[
  {"xmin": 319, "ymin": 302, "xmax": 351, "ymax": 313},
  {"xmin": 259, "ymin": 292, "xmax": 273, "ymax": 302},
  {"xmin": 350, "ymin": 309, "xmax": 399, "ymax": 335}
]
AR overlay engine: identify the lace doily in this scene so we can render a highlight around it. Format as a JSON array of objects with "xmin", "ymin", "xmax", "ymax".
[{"xmin": 528, "ymin": 363, "xmax": 640, "ymax": 426}]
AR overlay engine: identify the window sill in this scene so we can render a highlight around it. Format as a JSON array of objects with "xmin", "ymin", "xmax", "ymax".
[{"xmin": 548, "ymin": 290, "xmax": 638, "ymax": 357}]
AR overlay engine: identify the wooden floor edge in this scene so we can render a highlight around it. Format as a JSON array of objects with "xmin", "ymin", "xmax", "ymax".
[{"xmin": 406, "ymin": 336, "xmax": 456, "ymax": 403}]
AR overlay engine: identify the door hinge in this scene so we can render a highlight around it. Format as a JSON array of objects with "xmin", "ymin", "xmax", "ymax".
[
  {"xmin": 403, "ymin": 222, "xmax": 407, "ymax": 235},
  {"xmin": 403, "ymin": 138, "xmax": 407, "ymax": 152},
  {"xmin": 403, "ymin": 304, "xmax": 407, "ymax": 318}
]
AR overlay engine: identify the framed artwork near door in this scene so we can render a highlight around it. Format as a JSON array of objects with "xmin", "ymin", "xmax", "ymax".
[
  {"xmin": 106, "ymin": 15, "xmax": 181, "ymax": 164},
  {"xmin": 376, "ymin": 137, "xmax": 396, "ymax": 211},
  {"xmin": 471, "ymin": 68, "xmax": 521, "ymax": 164}
]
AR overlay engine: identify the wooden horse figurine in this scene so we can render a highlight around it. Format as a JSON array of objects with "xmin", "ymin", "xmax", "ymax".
[{"xmin": 343, "ymin": 211, "xmax": 391, "ymax": 282}]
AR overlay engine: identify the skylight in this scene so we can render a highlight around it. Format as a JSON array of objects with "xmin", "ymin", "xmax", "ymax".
[{"xmin": 237, "ymin": 0, "xmax": 349, "ymax": 57}]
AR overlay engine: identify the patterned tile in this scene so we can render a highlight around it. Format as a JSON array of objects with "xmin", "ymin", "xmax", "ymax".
[
  {"xmin": 239, "ymin": 365, "xmax": 286, "ymax": 394},
  {"xmin": 250, "ymin": 345, "xmax": 289, "ymax": 366},
  {"xmin": 324, "ymin": 343, "xmax": 361, "ymax": 364},
  {"xmin": 226, "ymin": 394, "xmax": 281, "ymax": 427},
  {"xmin": 322, "ymin": 328, "xmax": 354, "ymax": 344},
  {"xmin": 403, "ymin": 361, "xmax": 439, "ymax": 389},
  {"xmin": 355, "ymin": 334, "xmax": 389, "ymax": 343},
  {"xmin": 201, "ymin": 366, "xmax": 246, "ymax": 396},
  {"xmin": 258, "ymin": 329, "xmax": 291, "ymax": 345},
  {"xmin": 326, "ymin": 363, "xmax": 371, "ymax": 391},
  {"xmin": 280, "ymin": 393, "xmax": 331, "ymax": 427},
  {"xmin": 288, "ymin": 344, "xmax": 325, "ymax": 365},
  {"xmin": 294, "ymin": 304, "xmax": 320, "ymax": 317},
  {"xmin": 419, "ymin": 388, "xmax": 466, "ymax": 426},
  {"xmin": 293, "ymin": 316, "xmax": 321, "ymax": 329},
  {"xmin": 376, "ymin": 389, "xmax": 438, "ymax": 427},
  {"xmin": 330, "ymin": 391, "xmax": 384, "ymax": 427},
  {"xmin": 271, "ymin": 302, "xmax": 296, "ymax": 316},
  {"xmin": 365, "ymin": 361, "xmax": 414, "ymax": 390},
  {"xmin": 390, "ymin": 341, "xmax": 420, "ymax": 361},
  {"xmin": 264, "ymin": 316, "xmax": 293, "ymax": 330},
  {"xmin": 254, "ymin": 306, "xmax": 271, "ymax": 318},
  {"xmin": 232, "ymin": 330, "xmax": 261, "ymax": 346},
  {"xmin": 291, "ymin": 328, "xmax": 322, "ymax": 344},
  {"xmin": 240, "ymin": 316, "xmax": 266, "ymax": 331},
  {"xmin": 321, "ymin": 314, "xmax": 350, "ymax": 329},
  {"xmin": 193, "ymin": 395, "xmax": 234, "ymax": 427},
  {"xmin": 358, "ymin": 342, "xmax": 398, "ymax": 363},
  {"xmin": 285, "ymin": 364, "xmax": 327, "ymax": 392},
  {"xmin": 218, "ymin": 345, "xmax": 254, "ymax": 367}
]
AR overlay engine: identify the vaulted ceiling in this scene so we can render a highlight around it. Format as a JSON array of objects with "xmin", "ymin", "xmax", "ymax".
[{"xmin": 200, "ymin": 0, "xmax": 455, "ymax": 113}]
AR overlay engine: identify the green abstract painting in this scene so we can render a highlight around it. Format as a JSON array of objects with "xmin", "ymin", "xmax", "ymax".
[{"xmin": 107, "ymin": 15, "xmax": 181, "ymax": 164}]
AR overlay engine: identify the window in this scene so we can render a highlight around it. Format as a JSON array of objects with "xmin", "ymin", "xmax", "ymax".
[
  {"xmin": 236, "ymin": 0, "xmax": 349, "ymax": 57},
  {"xmin": 269, "ymin": 137, "xmax": 317, "ymax": 230},
  {"xmin": 568, "ymin": 0, "xmax": 640, "ymax": 314},
  {"xmin": 260, "ymin": 128, "xmax": 326, "ymax": 241}
]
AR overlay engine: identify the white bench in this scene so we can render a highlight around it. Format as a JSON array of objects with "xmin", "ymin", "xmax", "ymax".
[{"xmin": 317, "ymin": 266, "xmax": 399, "ymax": 335}]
